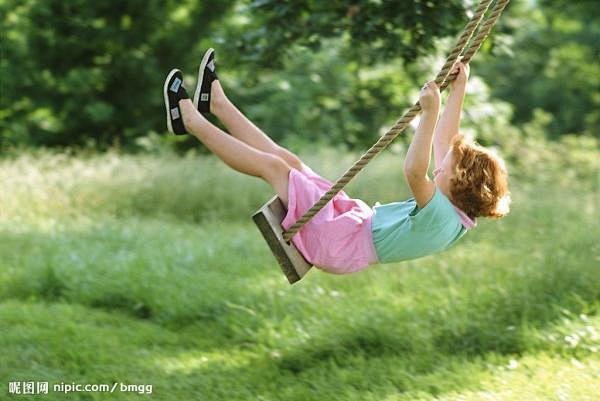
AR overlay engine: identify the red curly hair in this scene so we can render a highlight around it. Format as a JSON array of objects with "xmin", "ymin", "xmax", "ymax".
[{"xmin": 449, "ymin": 135, "xmax": 510, "ymax": 219}]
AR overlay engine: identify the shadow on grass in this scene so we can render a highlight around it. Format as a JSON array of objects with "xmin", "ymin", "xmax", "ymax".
[
  {"xmin": 1, "ymin": 211, "xmax": 598, "ymax": 401},
  {"xmin": 272, "ymin": 263, "xmax": 597, "ymax": 377}
]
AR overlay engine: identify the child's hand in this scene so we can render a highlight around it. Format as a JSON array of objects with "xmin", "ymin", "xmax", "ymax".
[
  {"xmin": 419, "ymin": 81, "xmax": 441, "ymax": 112},
  {"xmin": 451, "ymin": 60, "xmax": 470, "ymax": 88}
]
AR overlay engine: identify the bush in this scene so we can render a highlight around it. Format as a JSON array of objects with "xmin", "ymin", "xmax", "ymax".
[{"xmin": 0, "ymin": 0, "xmax": 234, "ymax": 149}]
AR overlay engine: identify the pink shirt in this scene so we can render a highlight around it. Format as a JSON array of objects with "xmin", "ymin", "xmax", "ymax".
[{"xmin": 452, "ymin": 206, "xmax": 477, "ymax": 229}]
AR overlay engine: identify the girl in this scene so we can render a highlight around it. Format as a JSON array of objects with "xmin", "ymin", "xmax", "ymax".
[{"xmin": 163, "ymin": 48, "xmax": 510, "ymax": 275}]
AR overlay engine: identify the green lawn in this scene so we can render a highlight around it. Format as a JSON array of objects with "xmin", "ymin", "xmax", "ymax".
[{"xmin": 1, "ymin": 150, "xmax": 598, "ymax": 400}]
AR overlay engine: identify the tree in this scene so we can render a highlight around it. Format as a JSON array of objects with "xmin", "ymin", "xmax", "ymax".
[
  {"xmin": 0, "ymin": 0, "xmax": 235, "ymax": 149},
  {"xmin": 476, "ymin": 0, "xmax": 600, "ymax": 138},
  {"xmin": 229, "ymin": 0, "xmax": 466, "ymax": 68}
]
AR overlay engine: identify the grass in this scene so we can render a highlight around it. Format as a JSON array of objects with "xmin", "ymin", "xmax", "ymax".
[{"xmin": 0, "ymin": 149, "xmax": 599, "ymax": 400}]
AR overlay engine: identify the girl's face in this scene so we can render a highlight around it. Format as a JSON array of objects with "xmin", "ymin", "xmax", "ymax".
[{"xmin": 433, "ymin": 149, "xmax": 455, "ymax": 196}]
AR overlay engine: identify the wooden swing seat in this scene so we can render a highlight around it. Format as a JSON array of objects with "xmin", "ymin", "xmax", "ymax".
[{"xmin": 252, "ymin": 196, "xmax": 312, "ymax": 284}]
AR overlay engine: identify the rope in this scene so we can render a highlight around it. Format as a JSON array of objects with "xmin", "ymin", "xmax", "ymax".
[
  {"xmin": 282, "ymin": 0, "xmax": 510, "ymax": 242},
  {"xmin": 440, "ymin": 0, "xmax": 511, "ymax": 92}
]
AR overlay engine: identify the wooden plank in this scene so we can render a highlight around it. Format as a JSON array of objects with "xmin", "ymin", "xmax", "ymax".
[{"xmin": 252, "ymin": 196, "xmax": 313, "ymax": 284}]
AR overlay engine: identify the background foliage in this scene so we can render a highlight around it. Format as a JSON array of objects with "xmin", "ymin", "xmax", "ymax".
[
  {"xmin": 0, "ymin": 0, "xmax": 235, "ymax": 148},
  {"xmin": 1, "ymin": 0, "xmax": 598, "ymax": 151},
  {"xmin": 228, "ymin": 0, "xmax": 465, "ymax": 66},
  {"xmin": 476, "ymin": 0, "xmax": 600, "ymax": 139}
]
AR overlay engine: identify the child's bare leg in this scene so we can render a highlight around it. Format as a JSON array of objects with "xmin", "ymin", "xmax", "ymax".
[
  {"xmin": 179, "ymin": 99, "xmax": 292, "ymax": 204},
  {"xmin": 210, "ymin": 81, "xmax": 305, "ymax": 171}
]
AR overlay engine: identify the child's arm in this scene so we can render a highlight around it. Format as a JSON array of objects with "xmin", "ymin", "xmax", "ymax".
[
  {"xmin": 433, "ymin": 62, "xmax": 469, "ymax": 168},
  {"xmin": 404, "ymin": 81, "xmax": 441, "ymax": 208}
]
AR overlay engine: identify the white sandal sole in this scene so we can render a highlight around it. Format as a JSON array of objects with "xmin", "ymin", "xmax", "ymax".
[
  {"xmin": 192, "ymin": 48, "xmax": 215, "ymax": 110},
  {"xmin": 163, "ymin": 68, "xmax": 180, "ymax": 134}
]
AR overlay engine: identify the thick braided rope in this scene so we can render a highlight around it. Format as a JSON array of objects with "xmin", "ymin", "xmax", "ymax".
[
  {"xmin": 431, "ymin": 0, "xmax": 495, "ymax": 87},
  {"xmin": 440, "ymin": 0, "xmax": 510, "ymax": 92},
  {"xmin": 282, "ymin": 0, "xmax": 509, "ymax": 242}
]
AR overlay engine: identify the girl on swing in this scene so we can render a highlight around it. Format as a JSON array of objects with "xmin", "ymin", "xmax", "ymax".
[{"xmin": 163, "ymin": 48, "xmax": 510, "ymax": 274}]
